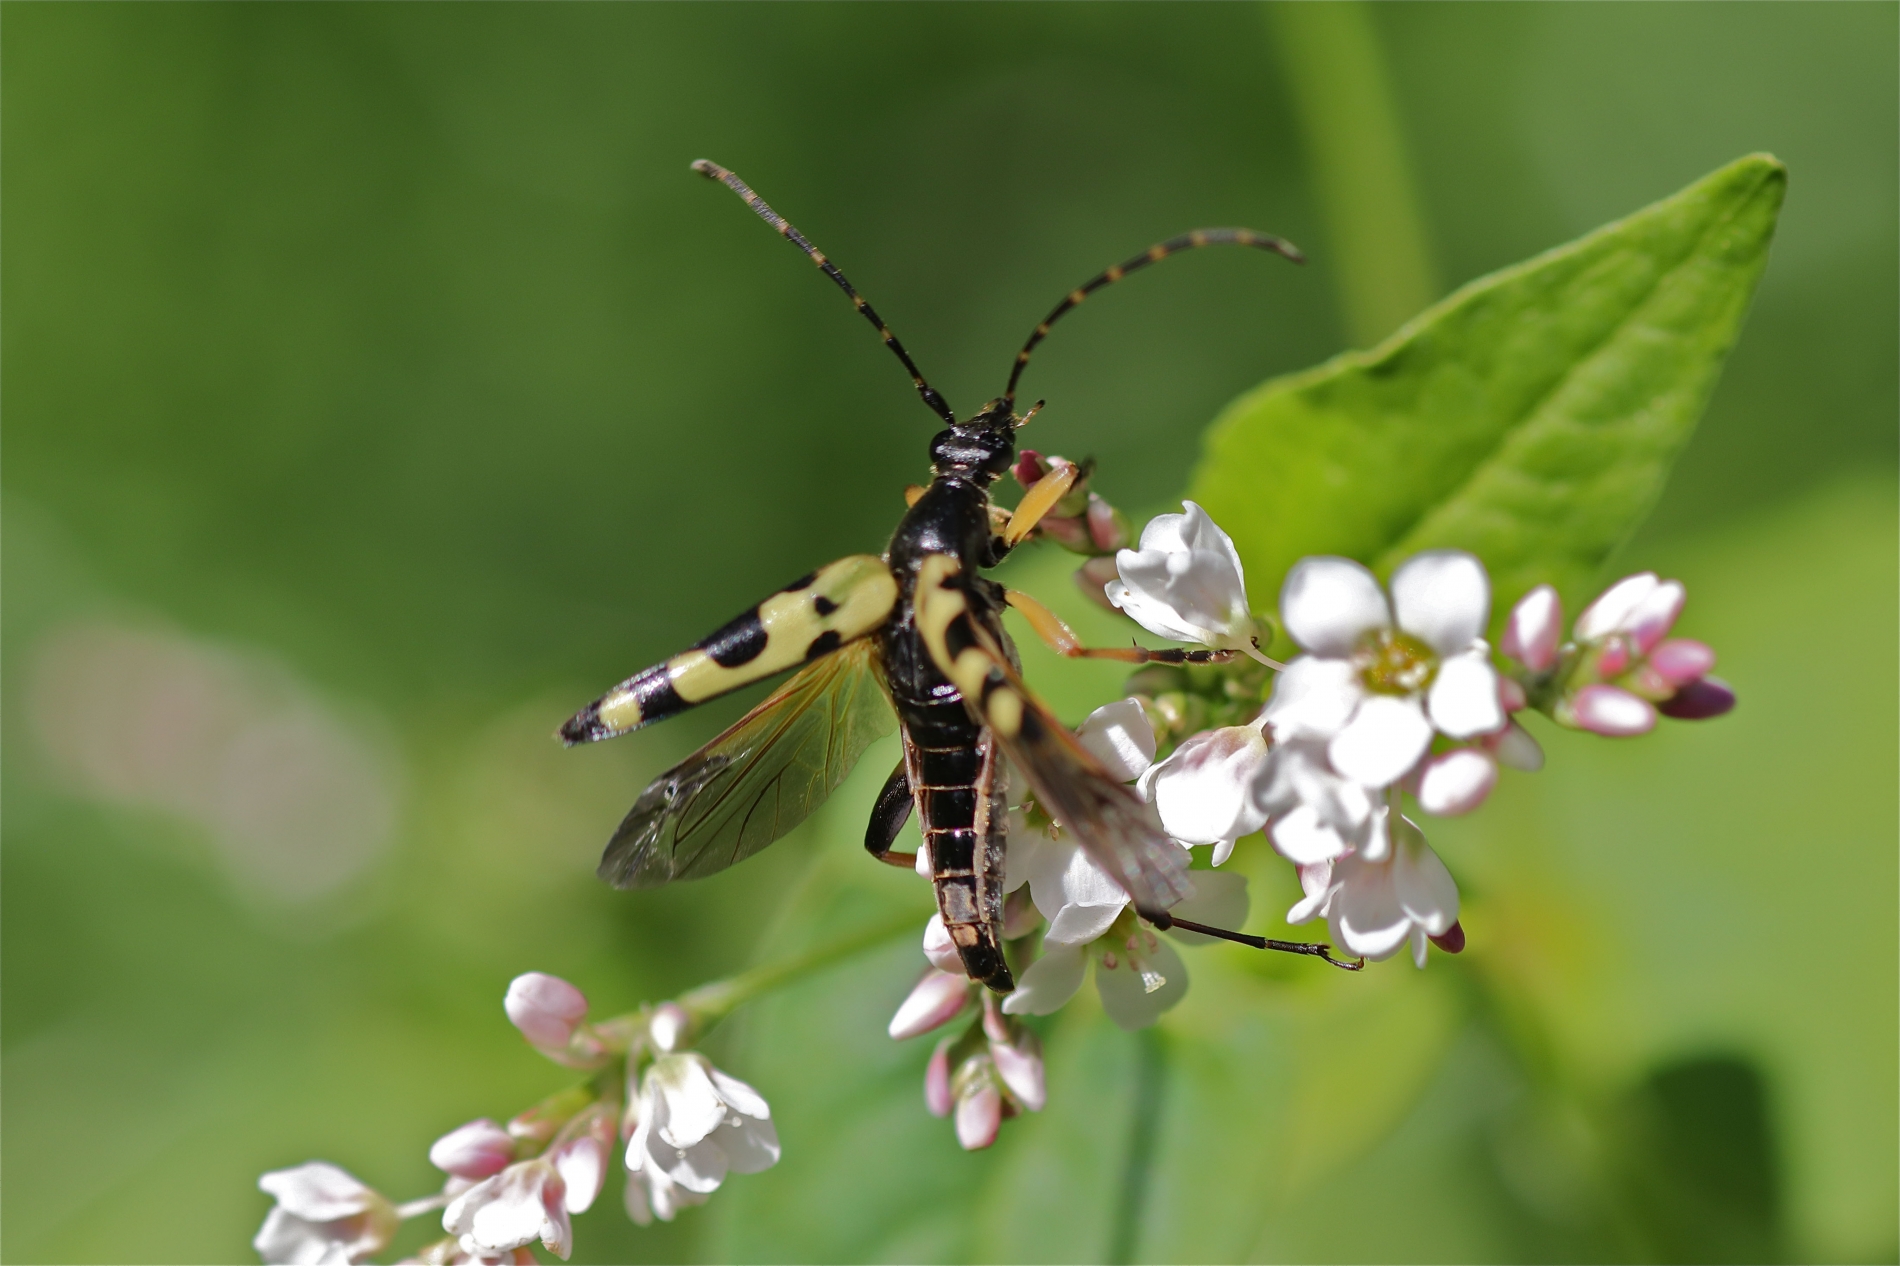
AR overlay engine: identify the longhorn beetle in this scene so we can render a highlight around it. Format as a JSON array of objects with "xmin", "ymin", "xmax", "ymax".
[{"xmin": 560, "ymin": 160, "xmax": 1360, "ymax": 992}]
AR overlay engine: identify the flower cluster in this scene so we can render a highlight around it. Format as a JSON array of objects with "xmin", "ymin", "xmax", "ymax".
[
  {"xmin": 252, "ymin": 974, "xmax": 778, "ymax": 1263},
  {"xmin": 884, "ymin": 499, "xmax": 1734, "ymax": 1150}
]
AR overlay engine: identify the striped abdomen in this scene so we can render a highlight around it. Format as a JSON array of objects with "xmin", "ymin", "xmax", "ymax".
[{"xmin": 902, "ymin": 695, "xmax": 1013, "ymax": 992}]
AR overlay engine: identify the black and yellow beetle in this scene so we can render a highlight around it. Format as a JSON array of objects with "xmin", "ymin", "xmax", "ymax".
[{"xmin": 560, "ymin": 161, "xmax": 1346, "ymax": 993}]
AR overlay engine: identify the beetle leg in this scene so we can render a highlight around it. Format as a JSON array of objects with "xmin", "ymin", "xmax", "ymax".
[
  {"xmin": 864, "ymin": 759, "xmax": 917, "ymax": 868},
  {"xmin": 1003, "ymin": 588, "xmax": 1241, "ymax": 665}
]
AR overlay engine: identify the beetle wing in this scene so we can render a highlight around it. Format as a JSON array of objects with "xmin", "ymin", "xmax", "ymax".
[
  {"xmin": 911, "ymin": 553, "xmax": 1192, "ymax": 918},
  {"xmin": 598, "ymin": 638, "xmax": 895, "ymax": 888}
]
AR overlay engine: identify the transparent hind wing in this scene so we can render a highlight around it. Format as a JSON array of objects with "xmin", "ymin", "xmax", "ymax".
[{"xmin": 599, "ymin": 639, "xmax": 896, "ymax": 888}]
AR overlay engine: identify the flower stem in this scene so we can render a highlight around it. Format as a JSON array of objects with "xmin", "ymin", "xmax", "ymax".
[{"xmin": 675, "ymin": 909, "xmax": 923, "ymax": 1036}]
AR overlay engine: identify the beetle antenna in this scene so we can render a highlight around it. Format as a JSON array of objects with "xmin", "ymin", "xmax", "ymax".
[
  {"xmin": 692, "ymin": 160, "xmax": 957, "ymax": 427},
  {"xmin": 1002, "ymin": 228, "xmax": 1305, "ymax": 406}
]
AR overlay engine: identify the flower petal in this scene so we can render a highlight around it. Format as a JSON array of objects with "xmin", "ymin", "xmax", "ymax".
[
  {"xmin": 650, "ymin": 1055, "xmax": 727, "ymax": 1150},
  {"xmin": 1095, "ymin": 937, "xmax": 1189, "ymax": 1031},
  {"xmin": 1392, "ymin": 818, "xmax": 1458, "ymax": 935},
  {"xmin": 1415, "ymin": 748, "xmax": 1498, "ymax": 816},
  {"xmin": 1045, "ymin": 900, "xmax": 1127, "ymax": 946},
  {"xmin": 1328, "ymin": 695, "xmax": 1433, "ymax": 787},
  {"xmin": 1492, "ymin": 721, "xmax": 1545, "ymax": 771},
  {"xmin": 259, "ymin": 1162, "xmax": 375, "ymax": 1222},
  {"xmin": 1000, "ymin": 943, "xmax": 1087, "ymax": 1016},
  {"xmin": 1164, "ymin": 870, "xmax": 1249, "ymax": 946},
  {"xmin": 1390, "ymin": 551, "xmax": 1490, "ymax": 655},
  {"xmin": 1286, "ymin": 860, "xmax": 1337, "ymax": 924},
  {"xmin": 429, "ymin": 1119, "xmax": 515, "ymax": 1181},
  {"xmin": 716, "ymin": 1113, "xmax": 781, "ymax": 1175},
  {"xmin": 1427, "ymin": 652, "xmax": 1505, "ymax": 739},
  {"xmin": 552, "ymin": 1137, "xmax": 606, "ymax": 1215},
  {"xmin": 922, "ymin": 914, "xmax": 966, "ymax": 974},
  {"xmin": 708, "ymin": 1068, "xmax": 772, "ymax": 1121},
  {"xmin": 1148, "ymin": 726, "xmax": 1271, "ymax": 845},
  {"xmin": 1280, "ymin": 556, "xmax": 1390, "ymax": 656},
  {"xmin": 1029, "ymin": 838, "xmax": 1129, "ymax": 930},
  {"xmin": 1649, "ymin": 638, "xmax": 1716, "ymax": 687},
  {"xmin": 1626, "ymin": 579, "xmax": 1685, "ymax": 654},
  {"xmin": 1327, "ymin": 855, "xmax": 1412, "ymax": 960},
  {"xmin": 1262, "ymin": 655, "xmax": 1363, "ymax": 741},
  {"xmin": 990, "ymin": 1040, "xmax": 1047, "ymax": 1112},
  {"xmin": 1267, "ymin": 803, "xmax": 1349, "ymax": 865},
  {"xmin": 1077, "ymin": 698, "xmax": 1157, "ymax": 782}
]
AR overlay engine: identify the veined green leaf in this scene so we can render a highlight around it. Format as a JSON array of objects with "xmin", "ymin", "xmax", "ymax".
[{"xmin": 1188, "ymin": 154, "xmax": 1785, "ymax": 625}]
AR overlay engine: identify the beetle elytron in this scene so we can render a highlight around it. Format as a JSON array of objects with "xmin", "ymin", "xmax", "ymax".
[{"xmin": 561, "ymin": 160, "xmax": 1348, "ymax": 993}]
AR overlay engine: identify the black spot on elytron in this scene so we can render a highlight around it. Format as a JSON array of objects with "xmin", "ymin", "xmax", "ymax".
[
  {"xmin": 782, "ymin": 571, "xmax": 818, "ymax": 592},
  {"xmin": 813, "ymin": 595, "xmax": 839, "ymax": 617},
  {"xmin": 697, "ymin": 610, "xmax": 768, "ymax": 668},
  {"xmin": 805, "ymin": 629, "xmax": 843, "ymax": 660}
]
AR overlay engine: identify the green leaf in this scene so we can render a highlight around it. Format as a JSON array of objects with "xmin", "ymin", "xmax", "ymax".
[{"xmin": 1188, "ymin": 154, "xmax": 1785, "ymax": 623}]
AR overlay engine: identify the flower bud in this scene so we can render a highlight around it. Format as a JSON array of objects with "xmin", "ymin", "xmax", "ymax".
[
  {"xmin": 1074, "ymin": 555, "xmax": 1123, "ymax": 613},
  {"xmin": 1567, "ymin": 684, "xmax": 1657, "ymax": 736},
  {"xmin": 1626, "ymin": 580, "xmax": 1685, "ymax": 654},
  {"xmin": 1592, "ymin": 636, "xmax": 1631, "ymax": 679},
  {"xmin": 1036, "ymin": 513, "xmax": 1094, "ymax": 553},
  {"xmin": 954, "ymin": 1074, "xmax": 1003, "ymax": 1151},
  {"xmin": 1085, "ymin": 493, "xmax": 1130, "ymax": 553},
  {"xmin": 1489, "ymin": 721, "xmax": 1545, "ymax": 772},
  {"xmin": 1576, "ymin": 572, "xmax": 1659, "ymax": 640},
  {"xmin": 922, "ymin": 915, "xmax": 966, "ymax": 975},
  {"xmin": 1658, "ymin": 675, "xmax": 1736, "ymax": 720},
  {"xmin": 888, "ymin": 970, "xmax": 972, "ymax": 1040},
  {"xmin": 924, "ymin": 1040, "xmax": 955, "ymax": 1117},
  {"xmin": 1497, "ymin": 676, "xmax": 1528, "ymax": 713},
  {"xmin": 646, "ymin": 1002, "xmax": 692, "ymax": 1054},
  {"xmin": 1648, "ymin": 638, "xmax": 1716, "ymax": 687},
  {"xmin": 1013, "ymin": 450, "xmax": 1049, "ymax": 489},
  {"xmin": 430, "ymin": 1119, "xmax": 516, "ymax": 1180},
  {"xmin": 504, "ymin": 973, "xmax": 588, "ymax": 1050},
  {"xmin": 1501, "ymin": 585, "xmax": 1562, "ymax": 672},
  {"xmin": 1415, "ymin": 749, "xmax": 1498, "ymax": 816},
  {"xmin": 1428, "ymin": 921, "xmax": 1466, "ymax": 954}
]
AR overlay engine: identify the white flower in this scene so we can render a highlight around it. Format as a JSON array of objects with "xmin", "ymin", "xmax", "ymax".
[
  {"xmin": 1105, "ymin": 501, "xmax": 1260, "ymax": 652},
  {"xmin": 1141, "ymin": 724, "xmax": 1270, "ymax": 863},
  {"xmin": 441, "ymin": 1160, "xmax": 571, "ymax": 1261},
  {"xmin": 624, "ymin": 1053, "xmax": 779, "ymax": 1220},
  {"xmin": 1287, "ymin": 816, "xmax": 1461, "ymax": 968},
  {"xmin": 1269, "ymin": 552, "xmax": 1505, "ymax": 788},
  {"xmin": 1002, "ymin": 873, "xmax": 1248, "ymax": 1029},
  {"xmin": 254, "ymin": 1162, "xmax": 399, "ymax": 1265},
  {"xmin": 1253, "ymin": 737, "xmax": 1390, "ymax": 863}
]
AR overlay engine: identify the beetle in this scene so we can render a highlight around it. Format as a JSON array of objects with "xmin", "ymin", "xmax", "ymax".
[{"xmin": 560, "ymin": 160, "xmax": 1356, "ymax": 992}]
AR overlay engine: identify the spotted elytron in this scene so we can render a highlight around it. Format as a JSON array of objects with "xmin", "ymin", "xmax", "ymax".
[{"xmin": 560, "ymin": 160, "xmax": 1354, "ymax": 992}]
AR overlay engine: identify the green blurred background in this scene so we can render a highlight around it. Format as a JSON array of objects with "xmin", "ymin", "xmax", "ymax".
[{"xmin": 3, "ymin": 4, "xmax": 1894, "ymax": 1263}]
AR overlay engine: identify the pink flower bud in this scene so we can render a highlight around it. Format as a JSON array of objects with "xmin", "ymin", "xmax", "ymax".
[
  {"xmin": 430, "ymin": 1119, "xmax": 516, "ymax": 1180},
  {"xmin": 1074, "ymin": 555, "xmax": 1123, "ymax": 613},
  {"xmin": 1593, "ymin": 636, "xmax": 1631, "ymax": 679},
  {"xmin": 924, "ymin": 1041, "xmax": 954, "ymax": 1118},
  {"xmin": 888, "ymin": 970, "xmax": 971, "ymax": 1040},
  {"xmin": 1428, "ymin": 921, "xmax": 1466, "ymax": 954},
  {"xmin": 1085, "ymin": 494, "xmax": 1129, "ymax": 553},
  {"xmin": 504, "ymin": 973, "xmax": 589, "ymax": 1049},
  {"xmin": 647, "ymin": 1002, "xmax": 691, "ymax": 1054},
  {"xmin": 1658, "ymin": 675, "xmax": 1736, "ymax": 720},
  {"xmin": 1576, "ymin": 572, "xmax": 1658, "ymax": 640},
  {"xmin": 1013, "ymin": 450, "xmax": 1048, "ymax": 489},
  {"xmin": 1626, "ymin": 580, "xmax": 1685, "ymax": 654},
  {"xmin": 955, "ymin": 1079, "xmax": 1003, "ymax": 1150},
  {"xmin": 1649, "ymin": 638, "xmax": 1716, "ymax": 687},
  {"xmin": 1489, "ymin": 721, "xmax": 1545, "ymax": 772},
  {"xmin": 989, "ymin": 1039, "xmax": 1046, "ymax": 1112},
  {"xmin": 1415, "ymin": 749, "xmax": 1498, "ymax": 816},
  {"xmin": 1036, "ymin": 513, "xmax": 1094, "ymax": 553},
  {"xmin": 1501, "ymin": 585, "xmax": 1562, "ymax": 672},
  {"xmin": 1569, "ymin": 684, "xmax": 1657, "ymax": 736},
  {"xmin": 922, "ymin": 915, "xmax": 966, "ymax": 975},
  {"xmin": 1497, "ymin": 676, "xmax": 1528, "ymax": 713}
]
